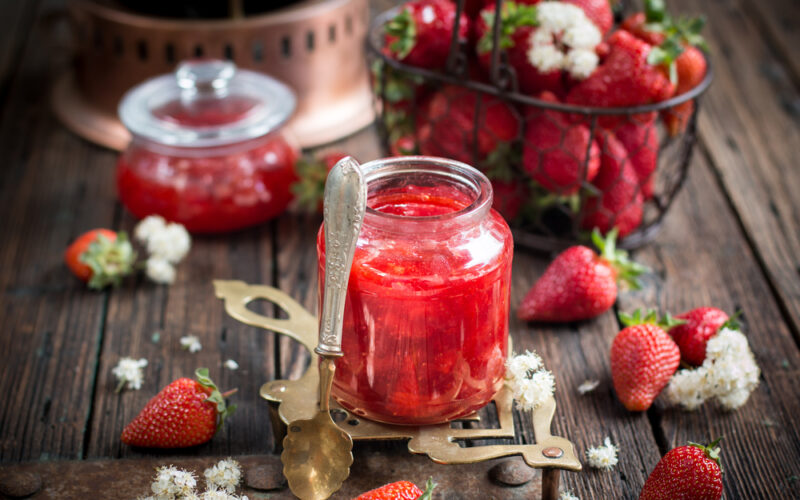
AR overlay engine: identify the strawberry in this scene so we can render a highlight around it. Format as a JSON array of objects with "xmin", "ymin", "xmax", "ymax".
[
  {"xmin": 490, "ymin": 179, "xmax": 528, "ymax": 222},
  {"xmin": 384, "ymin": 0, "xmax": 469, "ymax": 70},
  {"xmin": 517, "ymin": 228, "xmax": 647, "ymax": 322},
  {"xmin": 661, "ymin": 45, "xmax": 707, "ymax": 135},
  {"xmin": 64, "ymin": 229, "xmax": 136, "ymax": 289},
  {"xmin": 390, "ymin": 134, "xmax": 417, "ymax": 156},
  {"xmin": 121, "ymin": 368, "xmax": 236, "ymax": 448},
  {"xmin": 621, "ymin": 12, "xmax": 666, "ymax": 46},
  {"xmin": 355, "ymin": 478, "xmax": 435, "ymax": 500},
  {"xmin": 668, "ymin": 307, "xmax": 730, "ymax": 366},
  {"xmin": 418, "ymin": 85, "xmax": 520, "ymax": 166},
  {"xmin": 610, "ymin": 310, "xmax": 682, "ymax": 411},
  {"xmin": 614, "ymin": 117, "xmax": 659, "ymax": 199},
  {"xmin": 292, "ymin": 151, "xmax": 350, "ymax": 213},
  {"xmin": 639, "ymin": 439, "xmax": 723, "ymax": 500},
  {"xmin": 522, "ymin": 91, "xmax": 600, "ymax": 195},
  {"xmin": 580, "ymin": 130, "xmax": 645, "ymax": 238},
  {"xmin": 563, "ymin": 0, "xmax": 613, "ymax": 35}
]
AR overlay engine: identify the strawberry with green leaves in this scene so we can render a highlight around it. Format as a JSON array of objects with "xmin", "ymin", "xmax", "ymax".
[
  {"xmin": 64, "ymin": 229, "xmax": 136, "ymax": 289},
  {"xmin": 639, "ymin": 439, "xmax": 723, "ymax": 500},
  {"xmin": 383, "ymin": 0, "xmax": 469, "ymax": 70},
  {"xmin": 354, "ymin": 478, "xmax": 435, "ymax": 500},
  {"xmin": 517, "ymin": 228, "xmax": 647, "ymax": 322},
  {"xmin": 292, "ymin": 151, "xmax": 350, "ymax": 213},
  {"xmin": 121, "ymin": 368, "xmax": 236, "ymax": 448},
  {"xmin": 611, "ymin": 310, "xmax": 683, "ymax": 411},
  {"xmin": 668, "ymin": 307, "xmax": 732, "ymax": 366},
  {"xmin": 614, "ymin": 117, "xmax": 660, "ymax": 199}
]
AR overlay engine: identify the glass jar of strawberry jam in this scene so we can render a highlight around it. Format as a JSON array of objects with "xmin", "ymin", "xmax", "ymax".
[
  {"xmin": 117, "ymin": 60, "xmax": 299, "ymax": 233},
  {"xmin": 317, "ymin": 157, "xmax": 513, "ymax": 425}
]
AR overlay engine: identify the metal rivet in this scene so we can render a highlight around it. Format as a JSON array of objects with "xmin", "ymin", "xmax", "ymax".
[{"xmin": 542, "ymin": 447, "xmax": 563, "ymax": 458}]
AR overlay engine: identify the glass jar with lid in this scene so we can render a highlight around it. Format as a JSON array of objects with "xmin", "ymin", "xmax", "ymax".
[
  {"xmin": 117, "ymin": 59, "xmax": 299, "ymax": 233},
  {"xmin": 317, "ymin": 156, "xmax": 514, "ymax": 425}
]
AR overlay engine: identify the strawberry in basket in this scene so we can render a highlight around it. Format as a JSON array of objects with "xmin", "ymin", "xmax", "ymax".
[
  {"xmin": 383, "ymin": 0, "xmax": 469, "ymax": 70},
  {"xmin": 614, "ymin": 116, "xmax": 660, "ymax": 199}
]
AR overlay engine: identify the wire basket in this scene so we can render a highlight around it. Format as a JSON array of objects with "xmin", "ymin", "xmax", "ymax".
[{"xmin": 367, "ymin": 0, "xmax": 713, "ymax": 251}]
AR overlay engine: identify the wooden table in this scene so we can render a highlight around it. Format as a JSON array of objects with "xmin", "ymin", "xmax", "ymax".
[{"xmin": 1, "ymin": 0, "xmax": 799, "ymax": 498}]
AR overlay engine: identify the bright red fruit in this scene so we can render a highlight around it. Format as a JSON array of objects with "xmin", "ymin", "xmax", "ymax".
[
  {"xmin": 610, "ymin": 310, "xmax": 681, "ymax": 411},
  {"xmin": 668, "ymin": 307, "xmax": 730, "ymax": 366},
  {"xmin": 621, "ymin": 12, "xmax": 666, "ymax": 46},
  {"xmin": 614, "ymin": 118, "xmax": 659, "ymax": 199},
  {"xmin": 639, "ymin": 439, "xmax": 723, "ymax": 500},
  {"xmin": 354, "ymin": 478, "xmax": 436, "ymax": 500},
  {"xmin": 522, "ymin": 92, "xmax": 600, "ymax": 195},
  {"xmin": 384, "ymin": 0, "xmax": 469, "ymax": 70},
  {"xmin": 662, "ymin": 46, "xmax": 707, "ymax": 135},
  {"xmin": 64, "ymin": 229, "xmax": 136, "ymax": 289},
  {"xmin": 517, "ymin": 229, "xmax": 647, "ymax": 322},
  {"xmin": 491, "ymin": 179, "xmax": 528, "ymax": 222},
  {"xmin": 563, "ymin": 0, "xmax": 613, "ymax": 35},
  {"xmin": 580, "ymin": 131, "xmax": 645, "ymax": 238},
  {"xmin": 121, "ymin": 368, "xmax": 235, "ymax": 448},
  {"xmin": 292, "ymin": 151, "xmax": 350, "ymax": 213}
]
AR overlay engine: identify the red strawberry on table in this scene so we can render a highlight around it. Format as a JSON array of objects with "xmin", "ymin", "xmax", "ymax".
[
  {"xmin": 668, "ymin": 307, "xmax": 731, "ymax": 366},
  {"xmin": 639, "ymin": 439, "xmax": 723, "ymax": 500},
  {"xmin": 580, "ymin": 130, "xmax": 645, "ymax": 238},
  {"xmin": 121, "ymin": 368, "xmax": 236, "ymax": 448},
  {"xmin": 614, "ymin": 117, "xmax": 659, "ymax": 199},
  {"xmin": 292, "ymin": 151, "xmax": 350, "ymax": 213},
  {"xmin": 610, "ymin": 310, "xmax": 682, "ymax": 411},
  {"xmin": 517, "ymin": 228, "xmax": 647, "ymax": 322},
  {"xmin": 383, "ymin": 0, "xmax": 469, "ymax": 70},
  {"xmin": 64, "ymin": 229, "xmax": 136, "ymax": 289},
  {"xmin": 354, "ymin": 478, "xmax": 435, "ymax": 500},
  {"xmin": 522, "ymin": 91, "xmax": 600, "ymax": 195}
]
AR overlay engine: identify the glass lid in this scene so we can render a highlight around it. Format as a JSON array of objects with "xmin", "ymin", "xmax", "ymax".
[{"xmin": 119, "ymin": 59, "xmax": 296, "ymax": 148}]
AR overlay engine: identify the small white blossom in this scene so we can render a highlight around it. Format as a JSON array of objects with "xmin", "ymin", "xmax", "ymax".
[
  {"xmin": 147, "ymin": 223, "xmax": 191, "ymax": 263},
  {"xmin": 180, "ymin": 335, "xmax": 202, "ymax": 353},
  {"xmin": 146, "ymin": 257, "xmax": 176, "ymax": 285},
  {"xmin": 505, "ymin": 351, "xmax": 555, "ymax": 411},
  {"xmin": 201, "ymin": 488, "xmax": 248, "ymax": 500},
  {"xmin": 559, "ymin": 491, "xmax": 580, "ymax": 500},
  {"xmin": 203, "ymin": 458, "xmax": 243, "ymax": 494},
  {"xmin": 526, "ymin": 2, "xmax": 601, "ymax": 79},
  {"xmin": 134, "ymin": 215, "xmax": 167, "ymax": 244},
  {"xmin": 112, "ymin": 356, "xmax": 147, "ymax": 392},
  {"xmin": 586, "ymin": 437, "xmax": 619, "ymax": 470},
  {"xmin": 505, "ymin": 350, "xmax": 542, "ymax": 379},
  {"xmin": 224, "ymin": 359, "xmax": 239, "ymax": 371},
  {"xmin": 151, "ymin": 466, "xmax": 197, "ymax": 499},
  {"xmin": 577, "ymin": 379, "xmax": 600, "ymax": 395}
]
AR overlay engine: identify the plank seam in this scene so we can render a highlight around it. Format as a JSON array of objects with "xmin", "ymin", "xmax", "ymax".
[{"xmin": 79, "ymin": 290, "xmax": 111, "ymax": 460}]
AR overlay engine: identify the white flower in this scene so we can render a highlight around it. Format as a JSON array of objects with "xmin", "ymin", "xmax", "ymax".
[
  {"xmin": 134, "ymin": 215, "xmax": 167, "ymax": 244},
  {"xmin": 151, "ymin": 466, "xmax": 197, "ymax": 499},
  {"xmin": 559, "ymin": 491, "xmax": 580, "ymax": 500},
  {"xmin": 201, "ymin": 488, "xmax": 248, "ymax": 500},
  {"xmin": 146, "ymin": 257, "xmax": 176, "ymax": 285},
  {"xmin": 526, "ymin": 2, "xmax": 601, "ymax": 79},
  {"xmin": 586, "ymin": 437, "xmax": 618, "ymax": 470},
  {"xmin": 147, "ymin": 223, "xmax": 191, "ymax": 263},
  {"xmin": 577, "ymin": 379, "xmax": 600, "ymax": 395},
  {"xmin": 203, "ymin": 458, "xmax": 243, "ymax": 494},
  {"xmin": 505, "ymin": 351, "xmax": 555, "ymax": 411},
  {"xmin": 224, "ymin": 359, "xmax": 239, "ymax": 371},
  {"xmin": 180, "ymin": 335, "xmax": 202, "ymax": 353},
  {"xmin": 112, "ymin": 357, "xmax": 147, "ymax": 392}
]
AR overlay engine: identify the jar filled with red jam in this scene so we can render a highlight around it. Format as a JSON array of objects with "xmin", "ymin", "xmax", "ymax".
[
  {"xmin": 317, "ymin": 157, "xmax": 514, "ymax": 425},
  {"xmin": 117, "ymin": 60, "xmax": 299, "ymax": 233}
]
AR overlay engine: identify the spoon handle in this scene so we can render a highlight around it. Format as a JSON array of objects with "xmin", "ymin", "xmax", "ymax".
[{"xmin": 316, "ymin": 156, "xmax": 366, "ymax": 358}]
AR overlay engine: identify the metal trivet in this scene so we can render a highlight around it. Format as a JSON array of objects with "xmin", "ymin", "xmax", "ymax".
[{"xmin": 214, "ymin": 280, "xmax": 581, "ymax": 500}]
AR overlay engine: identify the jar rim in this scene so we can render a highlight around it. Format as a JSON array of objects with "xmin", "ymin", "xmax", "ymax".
[{"xmin": 359, "ymin": 156, "xmax": 493, "ymax": 230}]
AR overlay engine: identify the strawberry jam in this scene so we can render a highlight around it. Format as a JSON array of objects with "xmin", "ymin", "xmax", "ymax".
[{"xmin": 317, "ymin": 157, "xmax": 513, "ymax": 425}]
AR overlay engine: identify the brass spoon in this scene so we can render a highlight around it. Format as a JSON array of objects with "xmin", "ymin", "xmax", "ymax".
[{"xmin": 281, "ymin": 157, "xmax": 365, "ymax": 500}]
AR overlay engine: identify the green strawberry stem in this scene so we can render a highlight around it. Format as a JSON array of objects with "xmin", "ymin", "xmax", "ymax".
[
  {"xmin": 720, "ymin": 309, "xmax": 743, "ymax": 331},
  {"xmin": 645, "ymin": 0, "xmax": 666, "ymax": 23},
  {"xmin": 115, "ymin": 377, "xmax": 128, "ymax": 394},
  {"xmin": 591, "ymin": 228, "xmax": 649, "ymax": 290},
  {"xmin": 195, "ymin": 368, "xmax": 237, "ymax": 433},
  {"xmin": 477, "ymin": 2, "xmax": 538, "ymax": 55},
  {"xmin": 81, "ymin": 232, "xmax": 137, "ymax": 290},
  {"xmin": 688, "ymin": 437, "xmax": 723, "ymax": 472},
  {"xmin": 619, "ymin": 309, "xmax": 687, "ymax": 329},
  {"xmin": 385, "ymin": 9, "xmax": 416, "ymax": 59},
  {"xmin": 418, "ymin": 478, "xmax": 437, "ymax": 500}
]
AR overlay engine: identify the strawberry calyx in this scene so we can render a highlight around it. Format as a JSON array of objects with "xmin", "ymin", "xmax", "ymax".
[
  {"xmin": 291, "ymin": 155, "xmax": 330, "ymax": 213},
  {"xmin": 591, "ymin": 228, "xmax": 649, "ymax": 290},
  {"xmin": 688, "ymin": 437, "xmax": 724, "ymax": 472},
  {"xmin": 418, "ymin": 478, "xmax": 437, "ymax": 500},
  {"xmin": 81, "ymin": 232, "xmax": 137, "ymax": 290},
  {"xmin": 194, "ymin": 368, "xmax": 237, "ymax": 433},
  {"xmin": 477, "ymin": 2, "xmax": 538, "ymax": 55},
  {"xmin": 719, "ymin": 309, "xmax": 743, "ymax": 331},
  {"xmin": 643, "ymin": 0, "xmax": 707, "ymax": 84},
  {"xmin": 619, "ymin": 308, "xmax": 687, "ymax": 329},
  {"xmin": 385, "ymin": 8, "xmax": 416, "ymax": 60}
]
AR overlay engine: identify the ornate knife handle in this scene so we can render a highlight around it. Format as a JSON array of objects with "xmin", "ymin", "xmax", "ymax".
[{"xmin": 316, "ymin": 157, "xmax": 366, "ymax": 357}]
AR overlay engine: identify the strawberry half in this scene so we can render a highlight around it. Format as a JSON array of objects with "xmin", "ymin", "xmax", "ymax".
[
  {"xmin": 611, "ymin": 310, "xmax": 682, "ymax": 411},
  {"xmin": 517, "ymin": 228, "xmax": 647, "ymax": 322},
  {"xmin": 639, "ymin": 439, "xmax": 723, "ymax": 500},
  {"xmin": 355, "ymin": 478, "xmax": 436, "ymax": 500},
  {"xmin": 64, "ymin": 229, "xmax": 136, "ymax": 289},
  {"xmin": 668, "ymin": 307, "xmax": 731, "ymax": 366},
  {"xmin": 121, "ymin": 368, "xmax": 236, "ymax": 448}
]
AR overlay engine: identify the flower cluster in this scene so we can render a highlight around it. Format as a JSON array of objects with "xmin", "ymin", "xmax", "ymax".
[
  {"xmin": 528, "ymin": 2, "xmax": 601, "ymax": 79},
  {"xmin": 111, "ymin": 357, "xmax": 148, "ymax": 392},
  {"xmin": 585, "ymin": 437, "xmax": 619, "ymax": 470},
  {"xmin": 134, "ymin": 215, "xmax": 191, "ymax": 285},
  {"xmin": 204, "ymin": 458, "xmax": 243, "ymax": 494},
  {"xmin": 505, "ymin": 350, "xmax": 555, "ymax": 411},
  {"xmin": 180, "ymin": 335, "xmax": 202, "ymax": 353},
  {"xmin": 559, "ymin": 491, "xmax": 580, "ymax": 500},
  {"xmin": 149, "ymin": 466, "xmax": 197, "ymax": 499},
  {"xmin": 666, "ymin": 327, "xmax": 760, "ymax": 411},
  {"xmin": 139, "ymin": 460, "xmax": 246, "ymax": 500}
]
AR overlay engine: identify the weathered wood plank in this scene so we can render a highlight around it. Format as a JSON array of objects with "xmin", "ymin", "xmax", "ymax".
[
  {"xmin": 617, "ymin": 153, "xmax": 800, "ymax": 498},
  {"xmin": 670, "ymin": 0, "xmax": 800, "ymax": 338},
  {"xmin": 0, "ymin": 0, "xmax": 41, "ymax": 103},
  {"xmin": 739, "ymin": 0, "xmax": 800, "ymax": 85}
]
